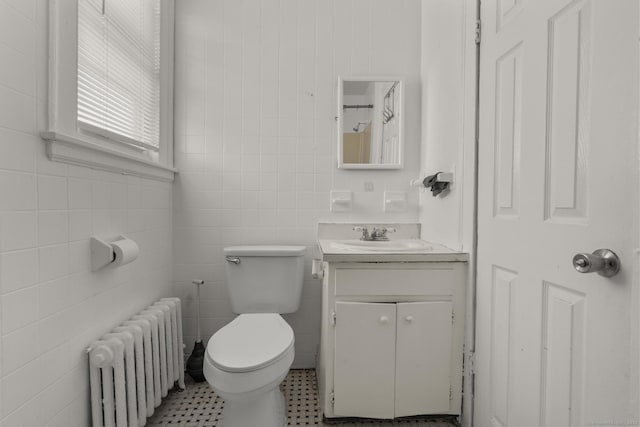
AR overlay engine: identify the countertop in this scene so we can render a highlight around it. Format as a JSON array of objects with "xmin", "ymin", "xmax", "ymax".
[{"xmin": 317, "ymin": 238, "xmax": 469, "ymax": 263}]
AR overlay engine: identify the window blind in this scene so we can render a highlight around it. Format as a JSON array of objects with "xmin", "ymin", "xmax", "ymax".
[{"xmin": 77, "ymin": 0, "xmax": 161, "ymax": 151}]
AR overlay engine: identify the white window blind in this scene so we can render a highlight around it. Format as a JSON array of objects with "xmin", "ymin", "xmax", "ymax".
[{"xmin": 77, "ymin": 0, "xmax": 161, "ymax": 151}]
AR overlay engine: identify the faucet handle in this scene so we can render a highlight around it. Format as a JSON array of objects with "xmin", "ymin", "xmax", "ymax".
[{"xmin": 353, "ymin": 226, "xmax": 370, "ymax": 240}]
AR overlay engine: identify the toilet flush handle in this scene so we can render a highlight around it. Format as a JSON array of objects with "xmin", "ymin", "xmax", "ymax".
[{"xmin": 225, "ymin": 256, "xmax": 241, "ymax": 265}]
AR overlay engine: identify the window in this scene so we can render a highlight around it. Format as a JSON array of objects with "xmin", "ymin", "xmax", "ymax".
[
  {"xmin": 77, "ymin": 0, "xmax": 161, "ymax": 151},
  {"xmin": 42, "ymin": 0, "xmax": 175, "ymax": 182}
]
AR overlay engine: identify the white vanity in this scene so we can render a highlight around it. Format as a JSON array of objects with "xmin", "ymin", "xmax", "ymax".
[{"xmin": 316, "ymin": 223, "xmax": 468, "ymax": 421}]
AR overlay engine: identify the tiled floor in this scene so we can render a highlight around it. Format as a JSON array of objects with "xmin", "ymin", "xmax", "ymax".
[{"xmin": 147, "ymin": 370, "xmax": 459, "ymax": 427}]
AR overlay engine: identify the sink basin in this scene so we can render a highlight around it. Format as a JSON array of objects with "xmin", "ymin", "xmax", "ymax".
[{"xmin": 329, "ymin": 239, "xmax": 433, "ymax": 252}]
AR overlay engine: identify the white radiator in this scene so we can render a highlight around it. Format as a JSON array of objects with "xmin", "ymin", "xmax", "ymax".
[{"xmin": 88, "ymin": 297, "xmax": 186, "ymax": 427}]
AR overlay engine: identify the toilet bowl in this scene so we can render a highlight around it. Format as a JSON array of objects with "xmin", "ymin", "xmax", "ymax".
[{"xmin": 203, "ymin": 313, "xmax": 295, "ymax": 427}]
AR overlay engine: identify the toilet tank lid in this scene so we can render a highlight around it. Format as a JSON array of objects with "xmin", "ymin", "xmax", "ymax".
[{"xmin": 224, "ymin": 245, "xmax": 306, "ymax": 256}]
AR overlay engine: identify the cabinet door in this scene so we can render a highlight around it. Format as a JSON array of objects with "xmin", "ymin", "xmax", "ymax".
[
  {"xmin": 395, "ymin": 301, "xmax": 453, "ymax": 416},
  {"xmin": 334, "ymin": 302, "xmax": 396, "ymax": 419}
]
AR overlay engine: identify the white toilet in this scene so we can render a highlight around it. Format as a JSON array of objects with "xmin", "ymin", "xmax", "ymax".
[{"xmin": 203, "ymin": 245, "xmax": 306, "ymax": 427}]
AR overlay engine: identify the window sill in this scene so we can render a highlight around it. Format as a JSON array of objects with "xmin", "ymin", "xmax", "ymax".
[{"xmin": 41, "ymin": 131, "xmax": 177, "ymax": 182}]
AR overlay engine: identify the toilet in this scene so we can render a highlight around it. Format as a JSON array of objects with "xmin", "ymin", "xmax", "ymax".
[{"xmin": 203, "ymin": 245, "xmax": 306, "ymax": 427}]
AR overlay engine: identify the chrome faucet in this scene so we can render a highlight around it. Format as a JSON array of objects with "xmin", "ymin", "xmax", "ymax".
[{"xmin": 353, "ymin": 226, "xmax": 396, "ymax": 241}]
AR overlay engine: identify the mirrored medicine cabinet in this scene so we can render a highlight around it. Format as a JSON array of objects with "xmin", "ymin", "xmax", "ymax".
[{"xmin": 337, "ymin": 76, "xmax": 404, "ymax": 169}]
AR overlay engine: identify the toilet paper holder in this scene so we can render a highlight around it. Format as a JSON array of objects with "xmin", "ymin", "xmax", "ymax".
[{"xmin": 91, "ymin": 235, "xmax": 140, "ymax": 271}]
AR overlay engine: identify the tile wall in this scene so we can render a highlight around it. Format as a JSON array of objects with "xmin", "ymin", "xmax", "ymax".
[
  {"xmin": 173, "ymin": 0, "xmax": 423, "ymax": 367},
  {"xmin": 0, "ymin": 1, "xmax": 174, "ymax": 425}
]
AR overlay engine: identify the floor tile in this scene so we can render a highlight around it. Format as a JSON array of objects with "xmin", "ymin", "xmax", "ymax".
[{"xmin": 146, "ymin": 370, "xmax": 459, "ymax": 427}]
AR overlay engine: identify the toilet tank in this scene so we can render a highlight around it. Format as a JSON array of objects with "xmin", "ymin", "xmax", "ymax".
[{"xmin": 223, "ymin": 245, "xmax": 306, "ymax": 314}]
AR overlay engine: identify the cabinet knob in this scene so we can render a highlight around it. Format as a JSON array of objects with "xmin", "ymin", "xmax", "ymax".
[
  {"xmin": 405, "ymin": 315, "xmax": 413, "ymax": 323},
  {"xmin": 379, "ymin": 316, "xmax": 389, "ymax": 324}
]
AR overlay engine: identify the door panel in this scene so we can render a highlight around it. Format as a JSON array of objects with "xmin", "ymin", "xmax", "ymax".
[
  {"xmin": 493, "ymin": 43, "xmax": 522, "ymax": 219},
  {"xmin": 476, "ymin": 1, "xmax": 638, "ymax": 426},
  {"xmin": 489, "ymin": 266, "xmax": 518, "ymax": 427},
  {"xmin": 333, "ymin": 302, "xmax": 396, "ymax": 418},
  {"xmin": 543, "ymin": 1, "xmax": 591, "ymax": 223},
  {"xmin": 395, "ymin": 301, "xmax": 453, "ymax": 417},
  {"xmin": 541, "ymin": 282, "xmax": 587, "ymax": 427}
]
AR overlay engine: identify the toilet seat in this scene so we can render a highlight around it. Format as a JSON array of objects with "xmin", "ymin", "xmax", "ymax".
[{"xmin": 207, "ymin": 313, "xmax": 294, "ymax": 373}]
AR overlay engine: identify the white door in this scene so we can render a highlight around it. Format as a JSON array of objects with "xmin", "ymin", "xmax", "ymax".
[
  {"xmin": 333, "ymin": 302, "xmax": 396, "ymax": 419},
  {"xmin": 395, "ymin": 301, "xmax": 453, "ymax": 417},
  {"xmin": 475, "ymin": 1, "xmax": 638, "ymax": 426}
]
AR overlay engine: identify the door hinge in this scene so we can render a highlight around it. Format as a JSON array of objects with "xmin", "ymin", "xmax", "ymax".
[
  {"xmin": 467, "ymin": 351, "xmax": 476, "ymax": 375},
  {"xmin": 449, "ymin": 385, "xmax": 453, "ymax": 401},
  {"xmin": 330, "ymin": 390, "xmax": 335, "ymax": 406},
  {"xmin": 451, "ymin": 309, "xmax": 455, "ymax": 324},
  {"xmin": 331, "ymin": 311, "xmax": 336, "ymax": 326},
  {"xmin": 474, "ymin": 19, "xmax": 481, "ymax": 45}
]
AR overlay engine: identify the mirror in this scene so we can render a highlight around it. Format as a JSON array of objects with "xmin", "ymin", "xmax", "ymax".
[{"xmin": 337, "ymin": 77, "xmax": 404, "ymax": 169}]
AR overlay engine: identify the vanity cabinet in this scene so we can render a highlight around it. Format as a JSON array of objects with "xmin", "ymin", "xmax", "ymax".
[{"xmin": 318, "ymin": 261, "xmax": 466, "ymax": 420}]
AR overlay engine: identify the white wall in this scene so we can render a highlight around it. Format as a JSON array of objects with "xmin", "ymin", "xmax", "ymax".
[
  {"xmin": 0, "ymin": 1, "xmax": 174, "ymax": 425},
  {"xmin": 173, "ymin": 0, "xmax": 423, "ymax": 368},
  {"xmin": 419, "ymin": 0, "xmax": 476, "ymax": 252},
  {"xmin": 420, "ymin": 2, "xmax": 477, "ymax": 424}
]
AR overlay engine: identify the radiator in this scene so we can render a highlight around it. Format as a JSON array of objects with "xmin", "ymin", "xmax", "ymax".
[{"xmin": 88, "ymin": 297, "xmax": 186, "ymax": 427}]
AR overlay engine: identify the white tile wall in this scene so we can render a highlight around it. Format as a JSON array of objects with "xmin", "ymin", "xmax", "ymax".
[
  {"xmin": 173, "ymin": 0, "xmax": 423, "ymax": 368},
  {"xmin": 0, "ymin": 0, "xmax": 174, "ymax": 425}
]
